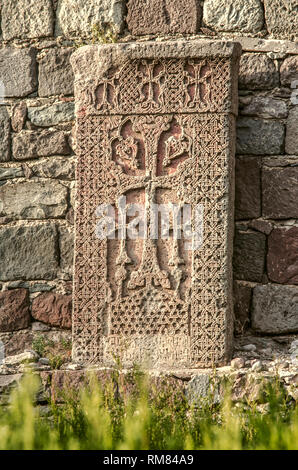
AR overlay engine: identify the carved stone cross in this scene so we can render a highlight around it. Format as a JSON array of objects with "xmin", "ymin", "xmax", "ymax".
[{"xmin": 71, "ymin": 40, "xmax": 241, "ymax": 368}]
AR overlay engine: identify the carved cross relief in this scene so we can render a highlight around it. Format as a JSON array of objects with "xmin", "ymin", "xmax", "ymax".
[{"xmin": 72, "ymin": 42, "xmax": 241, "ymax": 368}]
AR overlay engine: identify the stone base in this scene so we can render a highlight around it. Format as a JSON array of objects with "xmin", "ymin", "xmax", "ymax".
[{"xmin": 1, "ymin": 334, "xmax": 297, "ymax": 405}]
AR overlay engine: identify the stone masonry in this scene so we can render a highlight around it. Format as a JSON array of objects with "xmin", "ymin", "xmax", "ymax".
[{"xmin": 0, "ymin": 1, "xmax": 297, "ymax": 368}]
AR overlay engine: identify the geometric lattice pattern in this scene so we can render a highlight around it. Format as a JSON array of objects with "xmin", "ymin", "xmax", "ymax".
[{"xmin": 71, "ymin": 41, "xmax": 241, "ymax": 368}]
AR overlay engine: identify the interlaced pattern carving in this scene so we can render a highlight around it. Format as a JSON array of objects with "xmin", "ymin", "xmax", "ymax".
[{"xmin": 73, "ymin": 56, "xmax": 236, "ymax": 368}]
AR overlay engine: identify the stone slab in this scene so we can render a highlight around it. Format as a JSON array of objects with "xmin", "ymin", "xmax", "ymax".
[
  {"xmin": 1, "ymin": 0, "xmax": 54, "ymax": 40},
  {"xmin": 0, "ymin": 180, "xmax": 68, "ymax": 219},
  {"xmin": 71, "ymin": 40, "xmax": 241, "ymax": 368},
  {"xmin": 0, "ymin": 224, "xmax": 58, "ymax": 281},
  {"xmin": 233, "ymin": 229, "xmax": 266, "ymax": 282},
  {"xmin": 28, "ymin": 102, "xmax": 75, "ymax": 127},
  {"xmin": 267, "ymin": 227, "xmax": 298, "ymax": 285},
  {"xmin": 286, "ymin": 107, "xmax": 298, "ymax": 155},
  {"xmin": 262, "ymin": 166, "xmax": 298, "ymax": 219},
  {"xmin": 56, "ymin": 0, "xmax": 125, "ymax": 37},
  {"xmin": 12, "ymin": 130, "xmax": 70, "ymax": 160},
  {"xmin": 0, "ymin": 48, "xmax": 37, "ymax": 98},
  {"xmin": 0, "ymin": 288, "xmax": 30, "ymax": 332},
  {"xmin": 264, "ymin": 0, "xmax": 298, "ymax": 40},
  {"xmin": 31, "ymin": 293, "xmax": 72, "ymax": 329},
  {"xmin": 235, "ymin": 156, "xmax": 261, "ymax": 220},
  {"xmin": 203, "ymin": 0, "xmax": 264, "ymax": 34},
  {"xmin": 126, "ymin": 0, "xmax": 201, "ymax": 35},
  {"xmin": 252, "ymin": 284, "xmax": 298, "ymax": 334},
  {"xmin": 38, "ymin": 48, "xmax": 74, "ymax": 97}
]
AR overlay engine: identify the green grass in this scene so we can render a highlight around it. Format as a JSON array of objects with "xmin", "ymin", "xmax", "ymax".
[{"xmin": 0, "ymin": 371, "xmax": 297, "ymax": 450}]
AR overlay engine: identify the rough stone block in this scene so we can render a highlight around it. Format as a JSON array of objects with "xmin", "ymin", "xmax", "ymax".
[
  {"xmin": 71, "ymin": 40, "xmax": 241, "ymax": 367},
  {"xmin": 264, "ymin": 0, "xmax": 298, "ymax": 39},
  {"xmin": 11, "ymin": 102, "xmax": 27, "ymax": 133},
  {"xmin": 31, "ymin": 293, "xmax": 72, "ymax": 329},
  {"xmin": 203, "ymin": 0, "xmax": 264, "ymax": 33},
  {"xmin": 233, "ymin": 229, "xmax": 266, "ymax": 282},
  {"xmin": 252, "ymin": 284, "xmax": 298, "ymax": 334},
  {"xmin": 0, "ymin": 181, "xmax": 68, "ymax": 219},
  {"xmin": 0, "ymin": 224, "xmax": 58, "ymax": 281},
  {"xmin": 0, "ymin": 289, "xmax": 30, "ymax": 332},
  {"xmin": 127, "ymin": 0, "xmax": 201, "ymax": 35},
  {"xmin": 59, "ymin": 225, "xmax": 74, "ymax": 279},
  {"xmin": 38, "ymin": 48, "xmax": 74, "ymax": 97},
  {"xmin": 56, "ymin": 0, "xmax": 125, "ymax": 37},
  {"xmin": 239, "ymin": 54, "xmax": 279, "ymax": 90},
  {"xmin": 1, "ymin": 0, "xmax": 54, "ymax": 40},
  {"xmin": 0, "ymin": 167, "xmax": 24, "ymax": 181},
  {"xmin": 0, "ymin": 107, "xmax": 11, "ymax": 162},
  {"xmin": 240, "ymin": 96, "xmax": 288, "ymax": 119},
  {"xmin": 12, "ymin": 130, "xmax": 70, "ymax": 160},
  {"xmin": 0, "ymin": 48, "xmax": 37, "ymax": 98},
  {"xmin": 268, "ymin": 227, "xmax": 298, "ymax": 285},
  {"xmin": 235, "ymin": 156, "xmax": 261, "ymax": 220},
  {"xmin": 29, "ymin": 157, "xmax": 75, "ymax": 180},
  {"xmin": 237, "ymin": 118, "xmax": 285, "ymax": 155},
  {"xmin": 233, "ymin": 282, "xmax": 251, "ymax": 335},
  {"xmin": 285, "ymin": 107, "xmax": 298, "ymax": 155},
  {"xmin": 28, "ymin": 102, "xmax": 75, "ymax": 127},
  {"xmin": 280, "ymin": 56, "xmax": 298, "ymax": 87},
  {"xmin": 262, "ymin": 166, "xmax": 298, "ymax": 218}
]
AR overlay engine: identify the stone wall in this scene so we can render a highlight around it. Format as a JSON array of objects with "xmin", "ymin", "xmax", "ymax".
[{"xmin": 0, "ymin": 0, "xmax": 297, "ymax": 359}]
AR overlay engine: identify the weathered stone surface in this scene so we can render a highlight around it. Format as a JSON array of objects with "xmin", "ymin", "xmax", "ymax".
[
  {"xmin": 1, "ymin": 0, "xmax": 54, "ymax": 40},
  {"xmin": 233, "ymin": 230, "xmax": 266, "ymax": 282},
  {"xmin": 186, "ymin": 372, "xmax": 221, "ymax": 404},
  {"xmin": 262, "ymin": 167, "xmax": 298, "ymax": 219},
  {"xmin": 252, "ymin": 284, "xmax": 298, "ymax": 334},
  {"xmin": 285, "ymin": 107, "xmax": 298, "ymax": 155},
  {"xmin": 0, "ymin": 289, "xmax": 30, "ymax": 332},
  {"xmin": 0, "ymin": 107, "xmax": 10, "ymax": 162},
  {"xmin": 0, "ymin": 375, "xmax": 22, "ymax": 398},
  {"xmin": 4, "ymin": 350, "xmax": 39, "ymax": 365},
  {"xmin": 233, "ymin": 282, "xmax": 251, "ymax": 335},
  {"xmin": 12, "ymin": 130, "xmax": 70, "ymax": 160},
  {"xmin": 0, "ymin": 181, "xmax": 68, "ymax": 219},
  {"xmin": 11, "ymin": 102, "xmax": 27, "ymax": 133},
  {"xmin": 264, "ymin": 0, "xmax": 298, "ymax": 39},
  {"xmin": 0, "ymin": 224, "xmax": 58, "ymax": 281},
  {"xmin": 0, "ymin": 330, "xmax": 33, "ymax": 357},
  {"xmin": 239, "ymin": 54, "xmax": 279, "ymax": 90},
  {"xmin": 56, "ymin": 0, "xmax": 125, "ymax": 37},
  {"xmin": 240, "ymin": 96, "xmax": 288, "ymax": 119},
  {"xmin": 71, "ymin": 41, "xmax": 241, "ymax": 368},
  {"xmin": 31, "ymin": 293, "xmax": 72, "ymax": 329},
  {"xmin": 231, "ymin": 357, "xmax": 245, "ymax": 369},
  {"xmin": 235, "ymin": 157, "xmax": 261, "ymax": 219},
  {"xmin": 280, "ymin": 56, "xmax": 298, "ymax": 87},
  {"xmin": 203, "ymin": 0, "xmax": 264, "ymax": 33},
  {"xmin": 0, "ymin": 48, "xmax": 37, "ymax": 98},
  {"xmin": 29, "ymin": 157, "xmax": 75, "ymax": 180},
  {"xmin": 268, "ymin": 227, "xmax": 298, "ymax": 285},
  {"xmin": 38, "ymin": 48, "xmax": 74, "ymax": 97},
  {"xmin": 237, "ymin": 118, "xmax": 285, "ymax": 155},
  {"xmin": 248, "ymin": 219, "xmax": 273, "ymax": 236},
  {"xmin": 59, "ymin": 226, "xmax": 74, "ymax": 279},
  {"xmin": 127, "ymin": 0, "xmax": 201, "ymax": 35},
  {"xmin": 235, "ymin": 38, "xmax": 298, "ymax": 54},
  {"xmin": 0, "ymin": 167, "xmax": 24, "ymax": 180},
  {"xmin": 28, "ymin": 102, "xmax": 75, "ymax": 127}
]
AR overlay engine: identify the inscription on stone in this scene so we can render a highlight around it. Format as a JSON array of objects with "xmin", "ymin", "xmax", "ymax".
[{"xmin": 71, "ymin": 41, "xmax": 241, "ymax": 368}]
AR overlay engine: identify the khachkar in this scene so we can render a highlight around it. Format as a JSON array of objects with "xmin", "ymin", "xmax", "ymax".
[{"xmin": 71, "ymin": 40, "xmax": 241, "ymax": 368}]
